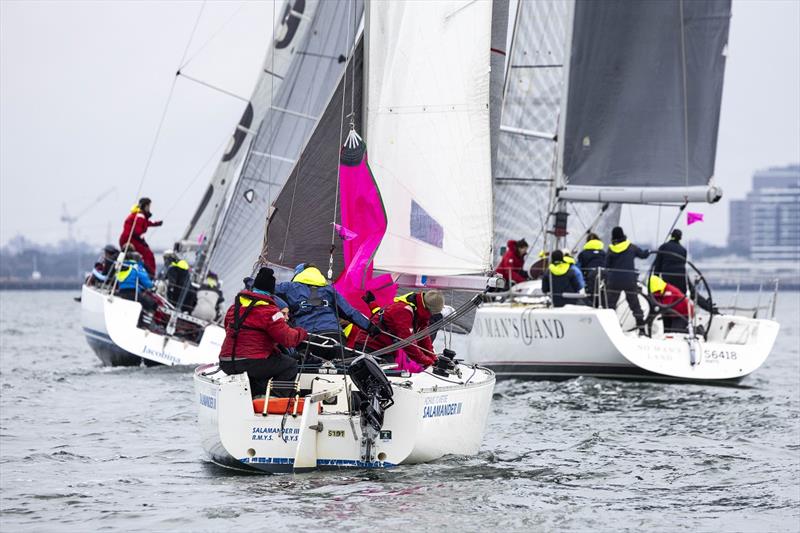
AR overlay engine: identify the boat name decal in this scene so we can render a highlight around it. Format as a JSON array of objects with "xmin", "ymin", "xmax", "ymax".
[
  {"xmin": 252, "ymin": 427, "xmax": 299, "ymax": 442},
  {"xmin": 423, "ymin": 402, "xmax": 463, "ymax": 419},
  {"xmin": 478, "ymin": 317, "xmax": 565, "ymax": 345},
  {"xmin": 141, "ymin": 344, "xmax": 180, "ymax": 365},
  {"xmin": 198, "ymin": 393, "xmax": 216, "ymax": 410}
]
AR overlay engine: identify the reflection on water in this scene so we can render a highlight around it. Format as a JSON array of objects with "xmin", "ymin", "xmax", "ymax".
[{"xmin": 0, "ymin": 290, "xmax": 798, "ymax": 531}]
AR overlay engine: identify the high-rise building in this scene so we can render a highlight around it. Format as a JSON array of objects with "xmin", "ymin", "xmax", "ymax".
[{"xmin": 728, "ymin": 164, "xmax": 800, "ymax": 260}]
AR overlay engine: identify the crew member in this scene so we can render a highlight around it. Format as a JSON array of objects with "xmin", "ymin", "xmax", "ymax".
[
  {"xmin": 542, "ymin": 250, "xmax": 585, "ymax": 308},
  {"xmin": 562, "ymin": 250, "xmax": 585, "ymax": 288},
  {"xmin": 275, "ymin": 263, "xmax": 377, "ymax": 359},
  {"xmin": 119, "ymin": 197, "xmax": 162, "ymax": 276},
  {"xmin": 648, "ymin": 275, "xmax": 693, "ymax": 333},
  {"xmin": 577, "ymin": 233, "xmax": 606, "ymax": 306},
  {"xmin": 192, "ymin": 272, "xmax": 224, "ymax": 322},
  {"xmin": 165, "ymin": 256, "xmax": 197, "ymax": 312},
  {"xmin": 354, "ymin": 290, "xmax": 444, "ymax": 370},
  {"xmin": 653, "ymin": 229, "xmax": 688, "ymax": 292},
  {"xmin": 496, "ymin": 238, "xmax": 529, "ymax": 286},
  {"xmin": 115, "ymin": 251, "xmax": 157, "ymax": 313},
  {"xmin": 604, "ymin": 226, "xmax": 650, "ymax": 332},
  {"xmin": 87, "ymin": 244, "xmax": 119, "ymax": 286},
  {"xmin": 218, "ymin": 267, "xmax": 308, "ymax": 398}
]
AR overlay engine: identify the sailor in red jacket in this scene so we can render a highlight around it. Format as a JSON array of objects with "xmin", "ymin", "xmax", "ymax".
[
  {"xmin": 219, "ymin": 267, "xmax": 308, "ymax": 397},
  {"xmin": 648, "ymin": 275, "xmax": 694, "ymax": 333},
  {"xmin": 354, "ymin": 290, "xmax": 444, "ymax": 368},
  {"xmin": 495, "ymin": 238, "xmax": 529, "ymax": 286},
  {"xmin": 119, "ymin": 197, "xmax": 162, "ymax": 276}
]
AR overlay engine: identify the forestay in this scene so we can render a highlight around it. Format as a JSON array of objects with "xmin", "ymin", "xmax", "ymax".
[
  {"xmin": 207, "ymin": 0, "xmax": 363, "ymax": 288},
  {"xmin": 366, "ymin": 0, "xmax": 494, "ymax": 276},
  {"xmin": 559, "ymin": 0, "xmax": 731, "ymax": 204}
]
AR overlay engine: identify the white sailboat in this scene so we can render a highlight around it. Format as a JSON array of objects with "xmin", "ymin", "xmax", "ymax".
[
  {"xmin": 461, "ymin": 0, "xmax": 780, "ymax": 384},
  {"xmin": 195, "ymin": 0, "xmax": 501, "ymax": 472},
  {"xmin": 81, "ymin": 0, "xmax": 359, "ymax": 366}
]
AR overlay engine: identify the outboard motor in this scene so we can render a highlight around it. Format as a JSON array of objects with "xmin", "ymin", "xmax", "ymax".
[{"xmin": 348, "ymin": 355, "xmax": 394, "ymax": 462}]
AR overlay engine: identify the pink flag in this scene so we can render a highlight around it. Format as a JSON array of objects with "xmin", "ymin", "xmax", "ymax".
[
  {"xmin": 687, "ymin": 212, "xmax": 704, "ymax": 225},
  {"xmin": 333, "ymin": 223, "xmax": 358, "ymax": 241}
]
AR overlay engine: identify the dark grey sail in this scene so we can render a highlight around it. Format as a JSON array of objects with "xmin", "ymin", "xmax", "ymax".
[
  {"xmin": 263, "ymin": 39, "xmax": 363, "ymax": 277},
  {"xmin": 560, "ymin": 0, "xmax": 731, "ymax": 203},
  {"xmin": 207, "ymin": 0, "xmax": 363, "ymax": 288}
]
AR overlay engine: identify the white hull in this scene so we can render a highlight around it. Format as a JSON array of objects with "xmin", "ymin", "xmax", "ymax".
[
  {"xmin": 460, "ymin": 303, "xmax": 779, "ymax": 383},
  {"xmin": 194, "ymin": 362, "xmax": 495, "ymax": 473},
  {"xmin": 80, "ymin": 285, "xmax": 225, "ymax": 366}
]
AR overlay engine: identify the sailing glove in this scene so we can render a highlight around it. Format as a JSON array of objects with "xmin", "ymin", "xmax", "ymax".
[{"xmin": 367, "ymin": 323, "xmax": 381, "ymax": 337}]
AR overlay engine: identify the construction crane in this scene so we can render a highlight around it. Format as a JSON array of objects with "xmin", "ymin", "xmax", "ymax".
[{"xmin": 60, "ymin": 187, "xmax": 116, "ymax": 240}]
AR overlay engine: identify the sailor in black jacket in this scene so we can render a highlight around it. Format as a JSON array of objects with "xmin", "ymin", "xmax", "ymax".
[
  {"xmin": 542, "ymin": 250, "xmax": 585, "ymax": 307},
  {"xmin": 577, "ymin": 233, "xmax": 606, "ymax": 307},
  {"xmin": 653, "ymin": 229, "xmax": 688, "ymax": 292},
  {"xmin": 604, "ymin": 226, "xmax": 650, "ymax": 330}
]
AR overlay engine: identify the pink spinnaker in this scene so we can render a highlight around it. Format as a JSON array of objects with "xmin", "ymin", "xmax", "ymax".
[{"xmin": 333, "ymin": 140, "xmax": 397, "ymax": 316}]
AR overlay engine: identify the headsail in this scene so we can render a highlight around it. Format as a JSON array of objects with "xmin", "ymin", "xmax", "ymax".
[
  {"xmin": 207, "ymin": 0, "xmax": 363, "ymax": 288},
  {"xmin": 263, "ymin": 38, "xmax": 364, "ymax": 277},
  {"xmin": 366, "ymin": 0, "xmax": 494, "ymax": 276},
  {"xmin": 558, "ymin": 0, "xmax": 731, "ymax": 204}
]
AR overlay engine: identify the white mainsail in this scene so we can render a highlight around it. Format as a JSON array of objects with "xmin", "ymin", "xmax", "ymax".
[{"xmin": 365, "ymin": 0, "xmax": 494, "ymax": 276}]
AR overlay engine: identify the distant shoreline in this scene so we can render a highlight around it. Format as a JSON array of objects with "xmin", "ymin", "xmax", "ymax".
[{"xmin": 0, "ymin": 279, "xmax": 81, "ymax": 291}]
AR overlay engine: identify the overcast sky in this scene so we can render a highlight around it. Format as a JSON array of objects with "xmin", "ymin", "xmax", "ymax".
[{"xmin": 1, "ymin": 0, "xmax": 799, "ymax": 251}]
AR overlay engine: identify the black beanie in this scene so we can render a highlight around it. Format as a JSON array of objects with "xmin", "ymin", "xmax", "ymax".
[
  {"xmin": 671, "ymin": 229, "xmax": 682, "ymax": 241},
  {"xmin": 550, "ymin": 249, "xmax": 564, "ymax": 263},
  {"xmin": 253, "ymin": 267, "xmax": 276, "ymax": 294},
  {"xmin": 611, "ymin": 226, "xmax": 626, "ymax": 242}
]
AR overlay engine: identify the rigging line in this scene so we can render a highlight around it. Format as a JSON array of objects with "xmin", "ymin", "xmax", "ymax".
[
  {"xmin": 110, "ymin": 1, "xmax": 206, "ymax": 295},
  {"xmin": 329, "ymin": 0, "xmax": 354, "ymax": 272},
  {"xmin": 176, "ymin": 72, "xmax": 249, "ymax": 102},
  {"xmin": 162, "ymin": 134, "xmax": 232, "ymax": 221},
  {"xmin": 179, "ymin": 1, "xmax": 245, "ymax": 71},
  {"xmin": 255, "ymin": 0, "xmax": 279, "ymax": 274},
  {"xmin": 679, "ymin": 0, "xmax": 690, "ymax": 188}
]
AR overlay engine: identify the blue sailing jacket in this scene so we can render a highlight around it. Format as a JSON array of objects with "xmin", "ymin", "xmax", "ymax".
[{"xmin": 275, "ymin": 266, "xmax": 370, "ymax": 333}]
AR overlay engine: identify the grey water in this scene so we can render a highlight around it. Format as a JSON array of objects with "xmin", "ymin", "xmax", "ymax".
[{"xmin": 1, "ymin": 290, "xmax": 798, "ymax": 532}]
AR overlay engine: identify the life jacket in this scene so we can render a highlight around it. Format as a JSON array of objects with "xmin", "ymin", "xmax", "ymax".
[
  {"xmin": 609, "ymin": 239, "xmax": 631, "ymax": 254},
  {"xmin": 548, "ymin": 262, "xmax": 570, "ymax": 276},
  {"xmin": 290, "ymin": 267, "xmax": 331, "ymax": 314},
  {"xmin": 116, "ymin": 263, "xmax": 134, "ymax": 283},
  {"xmin": 583, "ymin": 239, "xmax": 604, "ymax": 251}
]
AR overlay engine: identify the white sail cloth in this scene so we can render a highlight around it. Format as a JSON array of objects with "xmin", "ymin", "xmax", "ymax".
[{"xmin": 366, "ymin": 0, "xmax": 494, "ymax": 276}]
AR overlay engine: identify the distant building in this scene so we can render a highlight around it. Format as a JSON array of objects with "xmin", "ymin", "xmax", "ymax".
[{"xmin": 728, "ymin": 164, "xmax": 800, "ymax": 260}]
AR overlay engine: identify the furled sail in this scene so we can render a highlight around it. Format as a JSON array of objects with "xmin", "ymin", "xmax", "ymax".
[
  {"xmin": 263, "ymin": 39, "xmax": 364, "ymax": 277},
  {"xmin": 366, "ymin": 0, "xmax": 494, "ymax": 276},
  {"xmin": 183, "ymin": 0, "xmax": 320, "ymax": 257},
  {"xmin": 558, "ymin": 0, "xmax": 731, "ymax": 204},
  {"xmin": 206, "ymin": 0, "xmax": 363, "ymax": 288}
]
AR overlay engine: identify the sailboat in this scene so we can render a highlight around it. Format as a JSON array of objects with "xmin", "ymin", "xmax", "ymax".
[
  {"xmin": 195, "ymin": 0, "xmax": 501, "ymax": 472},
  {"xmin": 81, "ymin": 0, "xmax": 359, "ymax": 366},
  {"xmin": 460, "ymin": 0, "xmax": 780, "ymax": 383}
]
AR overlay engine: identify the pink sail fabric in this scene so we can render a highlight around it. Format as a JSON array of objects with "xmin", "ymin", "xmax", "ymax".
[
  {"xmin": 687, "ymin": 211, "xmax": 704, "ymax": 225},
  {"xmin": 333, "ymin": 140, "xmax": 397, "ymax": 316},
  {"xmin": 333, "ymin": 223, "xmax": 358, "ymax": 241},
  {"xmin": 393, "ymin": 349, "xmax": 425, "ymax": 373}
]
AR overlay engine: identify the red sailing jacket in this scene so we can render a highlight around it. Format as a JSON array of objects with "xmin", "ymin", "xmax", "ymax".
[
  {"xmin": 652, "ymin": 282, "xmax": 694, "ymax": 318},
  {"xmin": 355, "ymin": 297, "xmax": 436, "ymax": 367},
  {"xmin": 119, "ymin": 210, "xmax": 157, "ymax": 247},
  {"xmin": 495, "ymin": 240, "xmax": 528, "ymax": 285},
  {"xmin": 219, "ymin": 290, "xmax": 308, "ymax": 360}
]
